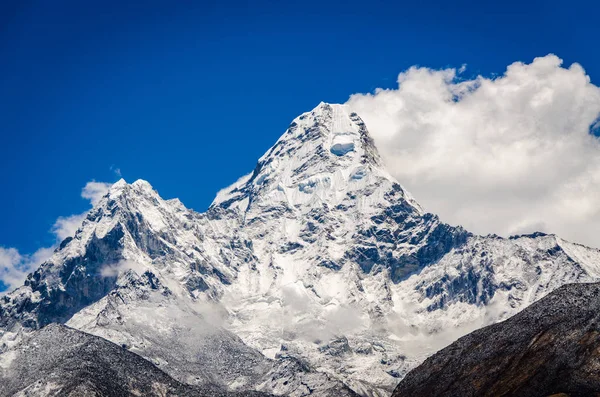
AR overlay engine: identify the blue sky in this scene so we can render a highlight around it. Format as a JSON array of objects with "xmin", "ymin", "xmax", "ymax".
[{"xmin": 1, "ymin": 0, "xmax": 599, "ymax": 261}]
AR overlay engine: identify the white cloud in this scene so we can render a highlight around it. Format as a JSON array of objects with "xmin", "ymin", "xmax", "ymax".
[
  {"xmin": 52, "ymin": 213, "xmax": 87, "ymax": 242},
  {"xmin": 0, "ymin": 247, "xmax": 23, "ymax": 290},
  {"xmin": 51, "ymin": 181, "xmax": 110, "ymax": 240},
  {"xmin": 348, "ymin": 54, "xmax": 600, "ymax": 248},
  {"xmin": 81, "ymin": 181, "xmax": 112, "ymax": 206},
  {"xmin": 0, "ymin": 180, "xmax": 113, "ymax": 293},
  {"xmin": 99, "ymin": 260, "xmax": 148, "ymax": 278},
  {"xmin": 0, "ymin": 246, "xmax": 55, "ymax": 292}
]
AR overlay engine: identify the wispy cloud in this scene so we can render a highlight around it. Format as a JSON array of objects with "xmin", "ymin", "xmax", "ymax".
[
  {"xmin": 110, "ymin": 165, "xmax": 122, "ymax": 178},
  {"xmin": 81, "ymin": 181, "xmax": 112, "ymax": 206},
  {"xmin": 0, "ymin": 246, "xmax": 55, "ymax": 292},
  {"xmin": 99, "ymin": 260, "xmax": 148, "ymax": 278}
]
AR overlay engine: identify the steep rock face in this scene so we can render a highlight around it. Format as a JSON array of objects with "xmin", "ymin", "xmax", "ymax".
[
  {"xmin": 392, "ymin": 282, "xmax": 600, "ymax": 397},
  {"xmin": 1, "ymin": 102, "xmax": 600, "ymax": 396}
]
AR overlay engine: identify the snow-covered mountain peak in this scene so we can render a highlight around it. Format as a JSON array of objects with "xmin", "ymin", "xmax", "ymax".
[
  {"xmin": 74, "ymin": 178, "xmax": 177, "ymax": 244},
  {"xmin": 211, "ymin": 102, "xmax": 420, "ymax": 216},
  {"xmin": 110, "ymin": 177, "xmax": 128, "ymax": 189},
  {"xmin": 104, "ymin": 178, "xmax": 157, "ymax": 200},
  {"xmin": 284, "ymin": 102, "xmax": 381, "ymax": 164}
]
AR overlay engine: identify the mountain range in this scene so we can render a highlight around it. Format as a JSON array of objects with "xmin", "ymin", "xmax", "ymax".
[{"xmin": 2, "ymin": 102, "xmax": 600, "ymax": 396}]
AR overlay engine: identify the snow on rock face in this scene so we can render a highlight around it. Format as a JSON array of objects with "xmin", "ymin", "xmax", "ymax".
[
  {"xmin": 2, "ymin": 102, "xmax": 600, "ymax": 397},
  {"xmin": 207, "ymin": 102, "xmax": 600, "ymax": 395},
  {"xmin": 0, "ymin": 178, "xmax": 239, "ymax": 330},
  {"xmin": 211, "ymin": 103, "xmax": 399, "ymax": 214}
]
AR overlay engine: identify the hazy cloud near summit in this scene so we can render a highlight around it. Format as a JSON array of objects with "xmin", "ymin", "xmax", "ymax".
[{"xmin": 348, "ymin": 54, "xmax": 600, "ymax": 248}]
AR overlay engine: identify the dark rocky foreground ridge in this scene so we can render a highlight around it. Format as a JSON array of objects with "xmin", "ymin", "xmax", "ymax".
[
  {"xmin": 392, "ymin": 282, "xmax": 600, "ymax": 397},
  {"xmin": 0, "ymin": 323, "xmax": 271, "ymax": 397}
]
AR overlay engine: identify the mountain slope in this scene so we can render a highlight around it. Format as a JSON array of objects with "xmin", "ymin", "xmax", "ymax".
[
  {"xmin": 392, "ymin": 282, "xmax": 600, "ymax": 397},
  {"xmin": 0, "ymin": 323, "xmax": 271, "ymax": 397},
  {"xmin": 1, "ymin": 102, "xmax": 600, "ymax": 396}
]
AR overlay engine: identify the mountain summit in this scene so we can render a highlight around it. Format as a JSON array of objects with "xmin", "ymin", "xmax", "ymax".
[
  {"xmin": 212, "ymin": 102, "xmax": 417, "ymax": 214},
  {"xmin": 2, "ymin": 102, "xmax": 600, "ymax": 396}
]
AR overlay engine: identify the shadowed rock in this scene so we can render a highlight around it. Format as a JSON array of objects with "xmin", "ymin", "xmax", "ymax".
[
  {"xmin": 0, "ymin": 323, "xmax": 271, "ymax": 397},
  {"xmin": 392, "ymin": 282, "xmax": 600, "ymax": 397}
]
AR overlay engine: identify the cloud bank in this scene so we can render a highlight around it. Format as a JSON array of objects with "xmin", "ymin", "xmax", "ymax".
[
  {"xmin": 348, "ymin": 54, "xmax": 600, "ymax": 248},
  {"xmin": 0, "ymin": 180, "xmax": 112, "ymax": 293}
]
